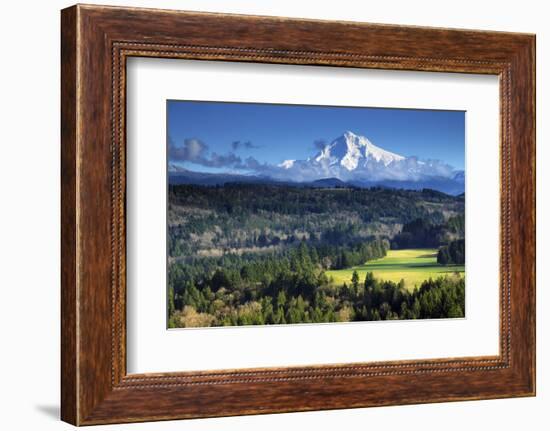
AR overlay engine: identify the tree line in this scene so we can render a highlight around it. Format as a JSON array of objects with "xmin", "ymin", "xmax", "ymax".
[
  {"xmin": 391, "ymin": 215, "xmax": 464, "ymax": 249},
  {"xmin": 169, "ymin": 268, "xmax": 465, "ymax": 328},
  {"xmin": 437, "ymin": 239, "xmax": 465, "ymax": 265},
  {"xmin": 168, "ymin": 238, "xmax": 464, "ymax": 328}
]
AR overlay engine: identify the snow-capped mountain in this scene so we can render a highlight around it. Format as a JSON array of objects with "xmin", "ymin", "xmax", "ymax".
[
  {"xmin": 313, "ymin": 131, "xmax": 405, "ymax": 170},
  {"xmin": 169, "ymin": 131, "xmax": 465, "ymax": 195},
  {"xmin": 275, "ymin": 131, "xmax": 463, "ymax": 187}
]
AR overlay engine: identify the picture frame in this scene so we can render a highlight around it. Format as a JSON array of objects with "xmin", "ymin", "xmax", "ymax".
[{"xmin": 61, "ymin": 4, "xmax": 535, "ymax": 425}]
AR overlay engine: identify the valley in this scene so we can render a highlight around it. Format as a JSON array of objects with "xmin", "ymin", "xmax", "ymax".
[
  {"xmin": 326, "ymin": 248, "xmax": 465, "ymax": 291},
  {"xmin": 167, "ymin": 182, "xmax": 466, "ymax": 327}
]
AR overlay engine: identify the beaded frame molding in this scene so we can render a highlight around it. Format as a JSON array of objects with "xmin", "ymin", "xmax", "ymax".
[{"xmin": 61, "ymin": 4, "xmax": 535, "ymax": 425}]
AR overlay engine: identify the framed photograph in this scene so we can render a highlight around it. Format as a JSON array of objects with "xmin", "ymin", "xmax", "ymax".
[{"xmin": 61, "ymin": 4, "xmax": 535, "ymax": 425}]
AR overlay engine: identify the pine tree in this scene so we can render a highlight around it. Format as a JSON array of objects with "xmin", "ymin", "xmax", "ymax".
[{"xmin": 351, "ymin": 270, "xmax": 360, "ymax": 292}]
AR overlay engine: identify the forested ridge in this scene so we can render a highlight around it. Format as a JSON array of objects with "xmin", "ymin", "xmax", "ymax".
[{"xmin": 168, "ymin": 183, "xmax": 465, "ymax": 328}]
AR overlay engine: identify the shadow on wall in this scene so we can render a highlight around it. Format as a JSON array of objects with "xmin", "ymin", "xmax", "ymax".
[{"xmin": 34, "ymin": 405, "xmax": 59, "ymax": 420}]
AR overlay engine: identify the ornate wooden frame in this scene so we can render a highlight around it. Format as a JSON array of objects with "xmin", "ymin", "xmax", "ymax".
[{"xmin": 61, "ymin": 4, "xmax": 535, "ymax": 425}]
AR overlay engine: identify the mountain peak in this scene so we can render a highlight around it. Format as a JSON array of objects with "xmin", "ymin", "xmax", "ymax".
[
  {"xmin": 343, "ymin": 130, "xmax": 358, "ymax": 139},
  {"xmin": 315, "ymin": 131, "xmax": 405, "ymax": 170}
]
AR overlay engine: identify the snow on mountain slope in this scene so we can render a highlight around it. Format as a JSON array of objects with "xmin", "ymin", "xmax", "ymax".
[
  {"xmin": 315, "ymin": 131, "xmax": 405, "ymax": 170},
  {"xmin": 267, "ymin": 131, "xmax": 462, "ymax": 188}
]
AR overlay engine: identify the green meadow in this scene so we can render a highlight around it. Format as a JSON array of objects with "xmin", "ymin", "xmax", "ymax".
[{"xmin": 326, "ymin": 248, "xmax": 465, "ymax": 291}]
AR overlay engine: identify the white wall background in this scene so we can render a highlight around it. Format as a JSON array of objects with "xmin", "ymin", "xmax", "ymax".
[{"xmin": 0, "ymin": 0, "xmax": 546, "ymax": 429}]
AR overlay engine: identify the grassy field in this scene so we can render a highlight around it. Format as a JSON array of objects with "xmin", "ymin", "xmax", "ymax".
[{"xmin": 326, "ymin": 248, "xmax": 464, "ymax": 291}]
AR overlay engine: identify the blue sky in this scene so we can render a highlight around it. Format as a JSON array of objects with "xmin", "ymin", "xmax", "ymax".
[{"xmin": 167, "ymin": 100, "xmax": 465, "ymax": 172}]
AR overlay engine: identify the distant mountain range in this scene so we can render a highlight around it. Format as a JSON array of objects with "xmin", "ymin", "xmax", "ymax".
[{"xmin": 169, "ymin": 131, "xmax": 465, "ymax": 195}]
